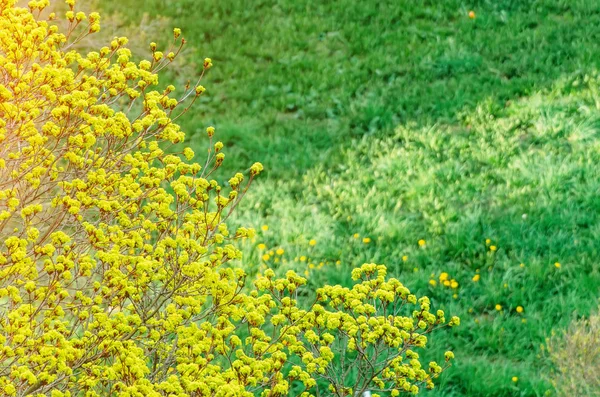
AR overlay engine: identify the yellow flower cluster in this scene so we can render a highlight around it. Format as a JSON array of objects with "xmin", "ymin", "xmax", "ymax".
[
  {"xmin": 430, "ymin": 272, "xmax": 459, "ymax": 289},
  {"xmin": 0, "ymin": 2, "xmax": 457, "ymax": 395}
]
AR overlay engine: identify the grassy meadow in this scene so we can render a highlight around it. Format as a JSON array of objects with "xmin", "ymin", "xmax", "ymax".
[{"xmin": 100, "ymin": 0, "xmax": 600, "ymax": 395}]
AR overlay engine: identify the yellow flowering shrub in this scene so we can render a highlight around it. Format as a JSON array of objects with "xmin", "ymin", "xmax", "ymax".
[{"xmin": 0, "ymin": 1, "xmax": 457, "ymax": 395}]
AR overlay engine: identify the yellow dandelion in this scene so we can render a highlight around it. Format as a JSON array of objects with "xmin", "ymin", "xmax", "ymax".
[
  {"xmin": 439, "ymin": 272, "xmax": 449, "ymax": 282},
  {"xmin": 262, "ymin": 254, "xmax": 270, "ymax": 261},
  {"xmin": 495, "ymin": 304, "xmax": 502, "ymax": 311},
  {"xmin": 472, "ymin": 274, "xmax": 480, "ymax": 282},
  {"xmin": 522, "ymin": 318, "xmax": 527, "ymax": 324},
  {"xmin": 450, "ymin": 280, "xmax": 459, "ymax": 289},
  {"xmin": 512, "ymin": 377, "xmax": 518, "ymax": 383},
  {"xmin": 257, "ymin": 243, "xmax": 266, "ymax": 250},
  {"xmin": 336, "ymin": 260, "xmax": 341, "ymax": 265},
  {"xmin": 485, "ymin": 238, "xmax": 491, "ymax": 245},
  {"xmin": 309, "ymin": 239, "xmax": 317, "ymax": 246},
  {"xmin": 402, "ymin": 255, "xmax": 408, "ymax": 261},
  {"xmin": 304, "ymin": 270, "xmax": 309, "ymax": 276},
  {"xmin": 418, "ymin": 239, "xmax": 426, "ymax": 247},
  {"xmin": 261, "ymin": 225, "xmax": 269, "ymax": 231},
  {"xmin": 453, "ymin": 293, "xmax": 458, "ymax": 299},
  {"xmin": 443, "ymin": 280, "xmax": 451, "ymax": 287},
  {"xmin": 353, "ymin": 233, "xmax": 359, "ymax": 239},
  {"xmin": 276, "ymin": 248, "xmax": 284, "ymax": 255},
  {"xmin": 429, "ymin": 279, "xmax": 437, "ymax": 286},
  {"xmin": 490, "ymin": 245, "xmax": 497, "ymax": 252},
  {"xmin": 309, "ymin": 263, "xmax": 315, "ymax": 269},
  {"xmin": 520, "ymin": 263, "xmax": 525, "ymax": 268},
  {"xmin": 469, "ymin": 10, "xmax": 476, "ymax": 19},
  {"xmin": 516, "ymin": 306, "xmax": 524, "ymax": 313},
  {"xmin": 554, "ymin": 262, "xmax": 561, "ymax": 268},
  {"xmin": 300, "ymin": 255, "xmax": 307, "ymax": 262},
  {"xmin": 362, "ymin": 237, "xmax": 371, "ymax": 244}
]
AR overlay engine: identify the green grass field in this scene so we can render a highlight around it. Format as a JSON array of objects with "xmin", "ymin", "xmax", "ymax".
[{"xmin": 101, "ymin": 0, "xmax": 600, "ymax": 395}]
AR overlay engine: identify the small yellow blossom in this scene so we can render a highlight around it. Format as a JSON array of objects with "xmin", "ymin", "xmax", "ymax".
[
  {"xmin": 257, "ymin": 243, "xmax": 266, "ymax": 250},
  {"xmin": 472, "ymin": 274, "xmax": 480, "ymax": 282},
  {"xmin": 429, "ymin": 279, "xmax": 437, "ymax": 286},
  {"xmin": 512, "ymin": 376, "xmax": 518, "ymax": 383},
  {"xmin": 362, "ymin": 237, "xmax": 371, "ymax": 244},
  {"xmin": 309, "ymin": 239, "xmax": 317, "ymax": 246},
  {"xmin": 276, "ymin": 248, "xmax": 284, "ymax": 255},
  {"xmin": 469, "ymin": 10, "xmax": 476, "ymax": 19},
  {"xmin": 402, "ymin": 255, "xmax": 408, "ymax": 261},
  {"xmin": 516, "ymin": 306, "xmax": 524, "ymax": 313},
  {"xmin": 261, "ymin": 225, "xmax": 269, "ymax": 231},
  {"xmin": 300, "ymin": 256, "xmax": 307, "ymax": 262},
  {"xmin": 520, "ymin": 263, "xmax": 525, "ymax": 268},
  {"xmin": 450, "ymin": 280, "xmax": 459, "ymax": 289},
  {"xmin": 485, "ymin": 238, "xmax": 491, "ymax": 245},
  {"xmin": 495, "ymin": 304, "xmax": 502, "ymax": 311},
  {"xmin": 353, "ymin": 233, "xmax": 359, "ymax": 239},
  {"xmin": 490, "ymin": 245, "xmax": 497, "ymax": 252},
  {"xmin": 439, "ymin": 272, "xmax": 449, "ymax": 282},
  {"xmin": 262, "ymin": 254, "xmax": 270, "ymax": 261},
  {"xmin": 555, "ymin": 262, "xmax": 561, "ymax": 268},
  {"xmin": 418, "ymin": 239, "xmax": 426, "ymax": 247}
]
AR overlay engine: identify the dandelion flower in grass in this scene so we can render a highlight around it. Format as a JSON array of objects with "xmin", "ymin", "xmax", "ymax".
[
  {"xmin": 335, "ymin": 260, "xmax": 341, "ymax": 265},
  {"xmin": 490, "ymin": 245, "xmax": 497, "ymax": 252},
  {"xmin": 262, "ymin": 254, "xmax": 270, "ymax": 261},
  {"xmin": 443, "ymin": 280, "xmax": 451, "ymax": 287},
  {"xmin": 362, "ymin": 237, "xmax": 371, "ymax": 244},
  {"xmin": 300, "ymin": 256, "xmax": 307, "ymax": 262},
  {"xmin": 468, "ymin": 10, "xmax": 476, "ymax": 19},
  {"xmin": 429, "ymin": 279, "xmax": 437, "ymax": 286},
  {"xmin": 512, "ymin": 377, "xmax": 518, "ymax": 383},
  {"xmin": 309, "ymin": 239, "xmax": 317, "ymax": 246},
  {"xmin": 485, "ymin": 238, "xmax": 491, "ymax": 245},
  {"xmin": 495, "ymin": 304, "xmax": 502, "ymax": 311},
  {"xmin": 261, "ymin": 225, "xmax": 269, "ymax": 231},
  {"xmin": 439, "ymin": 272, "xmax": 449, "ymax": 282},
  {"xmin": 516, "ymin": 306, "xmax": 524, "ymax": 313},
  {"xmin": 418, "ymin": 239, "xmax": 426, "ymax": 247},
  {"xmin": 472, "ymin": 274, "xmax": 480, "ymax": 282},
  {"xmin": 520, "ymin": 263, "xmax": 525, "ymax": 268},
  {"xmin": 257, "ymin": 243, "xmax": 266, "ymax": 250},
  {"xmin": 555, "ymin": 262, "xmax": 561, "ymax": 268},
  {"xmin": 450, "ymin": 280, "xmax": 459, "ymax": 289},
  {"xmin": 402, "ymin": 255, "xmax": 408, "ymax": 262},
  {"xmin": 276, "ymin": 248, "xmax": 284, "ymax": 255},
  {"xmin": 353, "ymin": 233, "xmax": 359, "ymax": 239}
]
